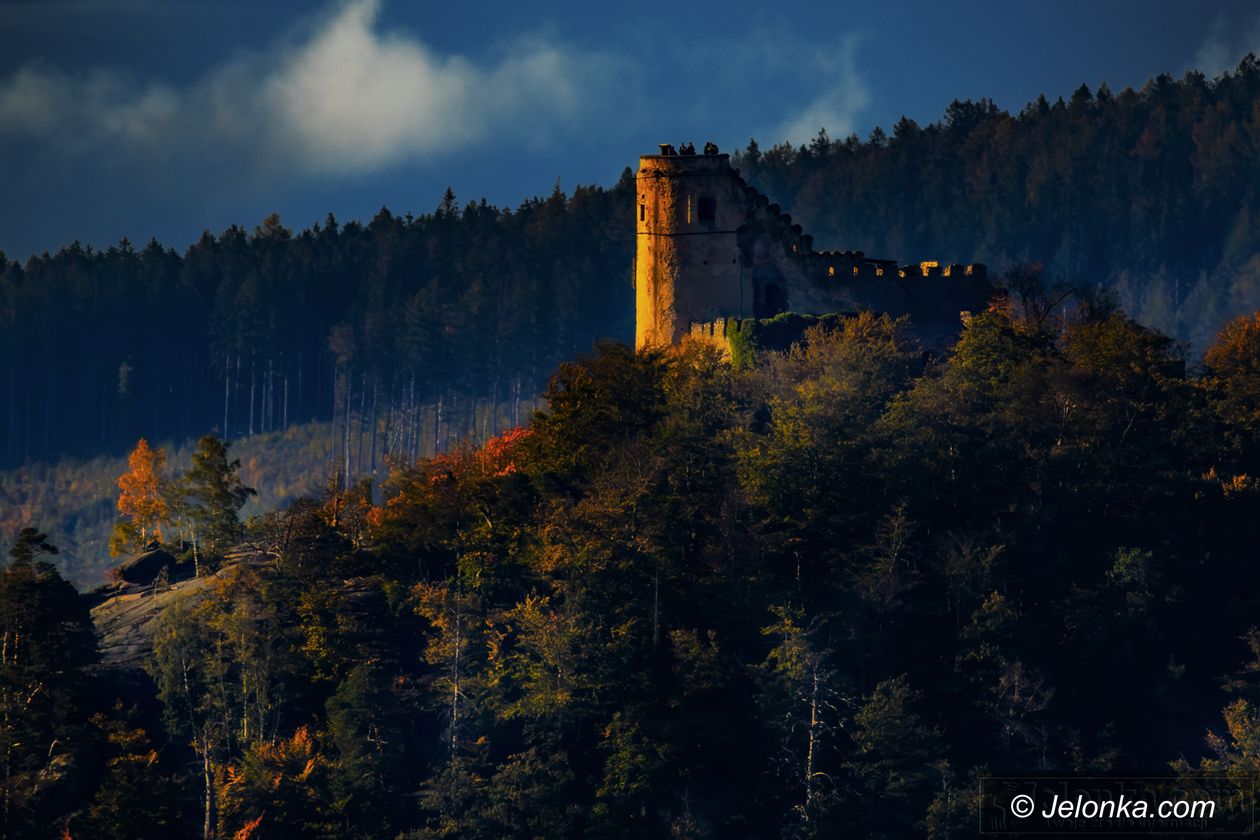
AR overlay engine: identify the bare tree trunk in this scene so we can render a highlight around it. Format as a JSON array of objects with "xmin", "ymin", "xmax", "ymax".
[
  {"xmin": 259, "ymin": 361, "xmax": 266, "ymax": 434},
  {"xmin": 233, "ymin": 353, "xmax": 241, "ymax": 439},
  {"xmin": 297, "ymin": 354, "xmax": 304, "ymax": 426},
  {"xmin": 356, "ymin": 371, "xmax": 367, "ymax": 478},
  {"xmin": 223, "ymin": 355, "xmax": 231, "ymax": 438},
  {"xmin": 369, "ymin": 374, "xmax": 379, "ymax": 474},
  {"xmin": 381, "ymin": 373, "xmax": 394, "ymax": 463},
  {"xmin": 202, "ymin": 739, "xmax": 214, "ymax": 840},
  {"xmin": 398, "ymin": 394, "xmax": 407, "ymax": 464},
  {"xmin": 330, "ymin": 361, "xmax": 339, "ymax": 476},
  {"xmin": 264, "ymin": 358, "xmax": 273, "ymax": 432},
  {"xmin": 418, "ymin": 397, "xmax": 426, "ymax": 461},
  {"xmin": 343, "ymin": 365, "xmax": 352, "ymax": 491},
  {"xmin": 804, "ymin": 666, "xmax": 819, "ymax": 817},
  {"xmin": 100, "ymin": 366, "xmax": 108, "ymax": 446},
  {"xmin": 7, "ymin": 363, "xmax": 15, "ymax": 463},
  {"xmin": 248, "ymin": 351, "xmax": 256, "ymax": 436},
  {"xmin": 512, "ymin": 377, "xmax": 521, "ymax": 428},
  {"xmin": 489, "ymin": 371, "xmax": 500, "ymax": 439},
  {"xmin": 435, "ymin": 395, "xmax": 444, "ymax": 455},
  {"xmin": 449, "ymin": 583, "xmax": 462, "ymax": 797},
  {"xmin": 404, "ymin": 374, "xmax": 416, "ymax": 463}
]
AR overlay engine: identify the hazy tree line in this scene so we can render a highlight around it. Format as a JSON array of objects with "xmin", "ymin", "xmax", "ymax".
[
  {"xmin": 12, "ymin": 290, "xmax": 1260, "ymax": 837},
  {"xmin": 0, "ymin": 183, "xmax": 633, "ymax": 470},
  {"xmin": 735, "ymin": 55, "xmax": 1260, "ymax": 351}
]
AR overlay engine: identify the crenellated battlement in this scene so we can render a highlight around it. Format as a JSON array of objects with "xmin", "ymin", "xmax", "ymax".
[
  {"xmin": 686, "ymin": 316, "xmax": 754, "ymax": 342},
  {"xmin": 635, "ymin": 144, "xmax": 990, "ymax": 349}
]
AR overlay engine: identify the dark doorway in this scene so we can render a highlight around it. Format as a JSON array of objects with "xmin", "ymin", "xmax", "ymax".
[
  {"xmin": 761, "ymin": 283, "xmax": 786, "ymax": 317},
  {"xmin": 754, "ymin": 266, "xmax": 787, "ymax": 317}
]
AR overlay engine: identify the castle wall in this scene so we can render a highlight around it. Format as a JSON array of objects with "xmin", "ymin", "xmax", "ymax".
[{"xmin": 634, "ymin": 149, "xmax": 990, "ymax": 350}]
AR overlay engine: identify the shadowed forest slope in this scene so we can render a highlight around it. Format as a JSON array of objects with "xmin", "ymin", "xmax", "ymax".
[{"xmin": 12, "ymin": 302, "xmax": 1260, "ymax": 837}]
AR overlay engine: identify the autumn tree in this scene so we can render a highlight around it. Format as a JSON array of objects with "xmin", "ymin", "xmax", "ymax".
[
  {"xmin": 109, "ymin": 437, "xmax": 170, "ymax": 556},
  {"xmin": 217, "ymin": 726, "xmax": 329, "ymax": 839},
  {"xmin": 1204, "ymin": 312, "xmax": 1260, "ymax": 466}
]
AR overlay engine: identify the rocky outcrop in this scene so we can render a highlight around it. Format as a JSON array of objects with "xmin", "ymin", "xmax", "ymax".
[
  {"xmin": 92, "ymin": 568, "xmax": 219, "ymax": 670},
  {"xmin": 111, "ymin": 547, "xmax": 179, "ymax": 586}
]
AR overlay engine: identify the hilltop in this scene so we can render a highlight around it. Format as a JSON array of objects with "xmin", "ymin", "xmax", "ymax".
[{"xmin": 8, "ymin": 62, "xmax": 1260, "ymax": 478}]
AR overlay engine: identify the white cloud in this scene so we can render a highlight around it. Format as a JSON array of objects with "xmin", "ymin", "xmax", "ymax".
[
  {"xmin": 0, "ymin": 0, "xmax": 609, "ymax": 181},
  {"xmin": 1192, "ymin": 11, "xmax": 1260, "ymax": 77},
  {"xmin": 771, "ymin": 35, "xmax": 870, "ymax": 147}
]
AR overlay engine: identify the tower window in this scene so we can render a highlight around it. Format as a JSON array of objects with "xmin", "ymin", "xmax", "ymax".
[
  {"xmin": 698, "ymin": 196, "xmax": 716, "ymax": 224},
  {"xmin": 639, "ymin": 204, "xmax": 645, "ymax": 221}
]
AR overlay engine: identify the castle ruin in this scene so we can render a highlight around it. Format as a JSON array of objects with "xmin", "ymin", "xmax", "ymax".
[{"xmin": 634, "ymin": 144, "xmax": 989, "ymax": 351}]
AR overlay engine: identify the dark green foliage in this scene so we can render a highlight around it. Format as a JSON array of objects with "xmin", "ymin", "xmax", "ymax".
[
  {"xmin": 182, "ymin": 435, "xmax": 255, "ymax": 560},
  {"xmin": 0, "ymin": 529, "xmax": 96, "ymax": 837},
  {"xmin": 727, "ymin": 320, "xmax": 760, "ymax": 371},
  {"xmin": 29, "ymin": 300, "xmax": 1260, "ymax": 836},
  {"xmin": 85, "ymin": 704, "xmax": 192, "ymax": 840},
  {"xmin": 722, "ymin": 312, "xmax": 856, "ymax": 373},
  {"xmin": 325, "ymin": 663, "xmax": 411, "ymax": 837},
  {"xmin": 736, "ymin": 59, "xmax": 1260, "ymax": 351},
  {"xmin": 0, "ymin": 177, "xmax": 635, "ymax": 472}
]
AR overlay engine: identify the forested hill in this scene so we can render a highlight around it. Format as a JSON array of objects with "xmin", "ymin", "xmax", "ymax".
[
  {"xmin": 735, "ymin": 56, "xmax": 1260, "ymax": 350},
  {"xmin": 7, "ymin": 59, "xmax": 1260, "ymax": 470},
  {"xmin": 0, "ymin": 183, "xmax": 634, "ymax": 470},
  {"xmin": 14, "ymin": 306, "xmax": 1260, "ymax": 837}
]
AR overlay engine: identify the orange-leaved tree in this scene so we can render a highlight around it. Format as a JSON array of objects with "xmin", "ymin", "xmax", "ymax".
[{"xmin": 109, "ymin": 438, "xmax": 169, "ymax": 556}]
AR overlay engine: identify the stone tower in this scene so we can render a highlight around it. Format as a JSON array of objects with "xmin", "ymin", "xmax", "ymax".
[
  {"xmin": 635, "ymin": 147, "xmax": 750, "ymax": 349},
  {"xmin": 634, "ymin": 144, "xmax": 990, "ymax": 352}
]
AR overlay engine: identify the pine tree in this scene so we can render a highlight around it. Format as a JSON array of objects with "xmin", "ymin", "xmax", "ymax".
[{"xmin": 183, "ymin": 435, "xmax": 255, "ymax": 564}]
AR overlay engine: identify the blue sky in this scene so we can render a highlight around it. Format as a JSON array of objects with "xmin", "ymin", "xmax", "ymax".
[{"xmin": 1, "ymin": 0, "xmax": 1257, "ymax": 259}]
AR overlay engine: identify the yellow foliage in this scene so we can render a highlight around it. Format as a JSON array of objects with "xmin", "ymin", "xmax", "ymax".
[
  {"xmin": 1205, "ymin": 312, "xmax": 1260, "ymax": 378},
  {"xmin": 116, "ymin": 438, "xmax": 168, "ymax": 542}
]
